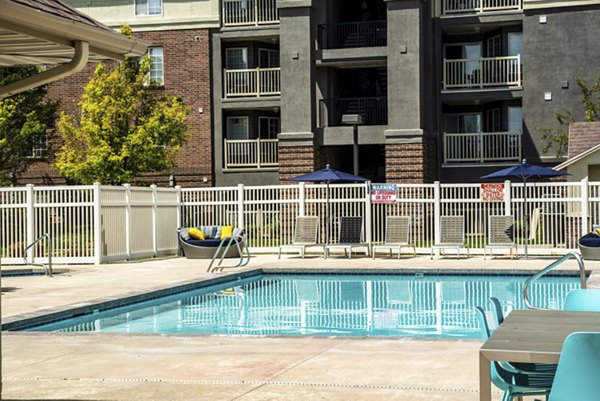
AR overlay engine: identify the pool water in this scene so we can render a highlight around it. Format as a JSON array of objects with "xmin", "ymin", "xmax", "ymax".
[{"xmin": 27, "ymin": 274, "xmax": 580, "ymax": 338}]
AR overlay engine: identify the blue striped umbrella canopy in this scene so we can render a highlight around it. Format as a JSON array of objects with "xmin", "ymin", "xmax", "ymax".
[{"xmin": 481, "ymin": 159, "xmax": 569, "ymax": 258}]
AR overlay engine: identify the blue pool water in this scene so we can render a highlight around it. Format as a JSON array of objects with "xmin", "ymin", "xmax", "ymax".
[{"xmin": 27, "ymin": 274, "xmax": 581, "ymax": 338}]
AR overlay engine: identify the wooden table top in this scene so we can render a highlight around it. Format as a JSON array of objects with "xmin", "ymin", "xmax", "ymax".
[{"xmin": 481, "ymin": 309, "xmax": 600, "ymax": 363}]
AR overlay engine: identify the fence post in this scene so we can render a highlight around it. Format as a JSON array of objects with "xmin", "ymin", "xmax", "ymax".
[
  {"xmin": 124, "ymin": 183, "xmax": 131, "ymax": 260},
  {"xmin": 434, "ymin": 181, "xmax": 441, "ymax": 246},
  {"xmin": 365, "ymin": 181, "xmax": 372, "ymax": 245},
  {"xmin": 93, "ymin": 182, "xmax": 102, "ymax": 265},
  {"xmin": 175, "ymin": 185, "xmax": 182, "ymax": 229},
  {"xmin": 151, "ymin": 184, "xmax": 158, "ymax": 257},
  {"xmin": 299, "ymin": 182, "xmax": 305, "ymax": 216},
  {"xmin": 581, "ymin": 178, "xmax": 589, "ymax": 236},
  {"xmin": 25, "ymin": 184, "xmax": 34, "ymax": 263},
  {"xmin": 504, "ymin": 180, "xmax": 512, "ymax": 216},
  {"xmin": 237, "ymin": 183, "xmax": 245, "ymax": 228}
]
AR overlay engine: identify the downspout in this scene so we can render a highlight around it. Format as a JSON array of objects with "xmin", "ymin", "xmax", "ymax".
[{"xmin": 0, "ymin": 40, "xmax": 89, "ymax": 99}]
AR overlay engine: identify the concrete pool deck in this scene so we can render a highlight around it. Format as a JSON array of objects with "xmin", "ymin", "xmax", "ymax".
[{"xmin": 2, "ymin": 254, "xmax": 600, "ymax": 400}]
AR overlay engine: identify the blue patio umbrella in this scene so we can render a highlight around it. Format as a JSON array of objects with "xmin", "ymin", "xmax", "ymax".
[
  {"xmin": 481, "ymin": 159, "xmax": 569, "ymax": 258},
  {"xmin": 288, "ymin": 164, "xmax": 368, "ymax": 244}
]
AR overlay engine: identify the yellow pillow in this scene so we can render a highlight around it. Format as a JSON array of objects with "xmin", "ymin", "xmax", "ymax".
[
  {"xmin": 188, "ymin": 227, "xmax": 205, "ymax": 240},
  {"xmin": 220, "ymin": 225, "xmax": 233, "ymax": 239},
  {"xmin": 595, "ymin": 228, "xmax": 600, "ymax": 236}
]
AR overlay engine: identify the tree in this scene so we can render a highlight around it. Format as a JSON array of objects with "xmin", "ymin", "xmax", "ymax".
[
  {"xmin": 0, "ymin": 66, "xmax": 58, "ymax": 186},
  {"xmin": 54, "ymin": 26, "xmax": 189, "ymax": 185},
  {"xmin": 537, "ymin": 74, "xmax": 600, "ymax": 158}
]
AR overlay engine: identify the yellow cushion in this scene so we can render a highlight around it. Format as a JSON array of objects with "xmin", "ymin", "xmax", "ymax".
[
  {"xmin": 220, "ymin": 225, "xmax": 233, "ymax": 239},
  {"xmin": 188, "ymin": 227, "xmax": 205, "ymax": 240},
  {"xmin": 595, "ymin": 228, "xmax": 600, "ymax": 236}
]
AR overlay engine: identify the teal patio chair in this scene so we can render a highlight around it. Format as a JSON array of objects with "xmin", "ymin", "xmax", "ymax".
[
  {"xmin": 563, "ymin": 289, "xmax": 600, "ymax": 311},
  {"xmin": 475, "ymin": 306, "xmax": 554, "ymax": 401},
  {"xmin": 548, "ymin": 332, "xmax": 600, "ymax": 401}
]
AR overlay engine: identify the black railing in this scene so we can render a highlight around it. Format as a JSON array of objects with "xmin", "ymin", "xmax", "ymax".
[
  {"xmin": 319, "ymin": 20, "xmax": 387, "ymax": 49},
  {"xmin": 319, "ymin": 97, "xmax": 388, "ymax": 127}
]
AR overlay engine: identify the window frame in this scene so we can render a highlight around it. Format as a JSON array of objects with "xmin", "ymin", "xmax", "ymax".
[
  {"xmin": 147, "ymin": 46, "xmax": 164, "ymax": 86},
  {"xmin": 135, "ymin": 0, "xmax": 163, "ymax": 16},
  {"xmin": 226, "ymin": 116, "xmax": 250, "ymax": 140}
]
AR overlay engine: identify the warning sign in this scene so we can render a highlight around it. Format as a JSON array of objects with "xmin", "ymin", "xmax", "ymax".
[
  {"xmin": 480, "ymin": 183, "xmax": 504, "ymax": 202},
  {"xmin": 371, "ymin": 184, "xmax": 397, "ymax": 204}
]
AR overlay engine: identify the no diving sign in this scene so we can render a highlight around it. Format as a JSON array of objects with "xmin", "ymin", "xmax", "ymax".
[{"xmin": 480, "ymin": 183, "xmax": 504, "ymax": 202}]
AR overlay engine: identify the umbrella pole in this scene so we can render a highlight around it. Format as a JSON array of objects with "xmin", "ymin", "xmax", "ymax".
[
  {"xmin": 326, "ymin": 182, "xmax": 330, "ymax": 247},
  {"xmin": 523, "ymin": 178, "xmax": 528, "ymax": 259}
]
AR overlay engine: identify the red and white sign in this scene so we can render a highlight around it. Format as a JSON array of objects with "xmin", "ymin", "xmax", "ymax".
[
  {"xmin": 480, "ymin": 183, "xmax": 504, "ymax": 202},
  {"xmin": 371, "ymin": 184, "xmax": 397, "ymax": 204}
]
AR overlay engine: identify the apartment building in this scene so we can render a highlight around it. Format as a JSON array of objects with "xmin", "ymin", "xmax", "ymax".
[
  {"xmin": 16, "ymin": 0, "xmax": 600, "ymax": 186},
  {"xmin": 22, "ymin": 0, "xmax": 219, "ymax": 187},
  {"xmin": 268, "ymin": 0, "xmax": 600, "ymax": 184}
]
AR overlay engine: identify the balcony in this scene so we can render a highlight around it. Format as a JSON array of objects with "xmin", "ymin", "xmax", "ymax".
[
  {"xmin": 319, "ymin": 20, "xmax": 387, "ymax": 49},
  {"xmin": 319, "ymin": 97, "xmax": 388, "ymax": 127},
  {"xmin": 222, "ymin": 0, "xmax": 279, "ymax": 27},
  {"xmin": 223, "ymin": 68, "xmax": 280, "ymax": 98},
  {"xmin": 443, "ymin": 55, "xmax": 521, "ymax": 90},
  {"xmin": 443, "ymin": 131, "xmax": 521, "ymax": 164},
  {"xmin": 224, "ymin": 138, "xmax": 278, "ymax": 169},
  {"xmin": 442, "ymin": 0, "xmax": 522, "ymax": 15}
]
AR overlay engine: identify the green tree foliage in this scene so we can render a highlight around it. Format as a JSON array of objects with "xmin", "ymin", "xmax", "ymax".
[
  {"xmin": 537, "ymin": 74, "xmax": 600, "ymax": 158},
  {"xmin": 55, "ymin": 32, "xmax": 189, "ymax": 185},
  {"xmin": 0, "ymin": 66, "xmax": 58, "ymax": 186}
]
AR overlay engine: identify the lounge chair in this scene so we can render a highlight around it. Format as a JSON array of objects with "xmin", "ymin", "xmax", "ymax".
[
  {"xmin": 278, "ymin": 216, "xmax": 322, "ymax": 259},
  {"xmin": 371, "ymin": 216, "xmax": 416, "ymax": 259},
  {"xmin": 325, "ymin": 216, "xmax": 369, "ymax": 259},
  {"xmin": 547, "ymin": 332, "xmax": 600, "ymax": 401},
  {"xmin": 430, "ymin": 215, "xmax": 469, "ymax": 259},
  {"xmin": 484, "ymin": 215, "xmax": 517, "ymax": 259}
]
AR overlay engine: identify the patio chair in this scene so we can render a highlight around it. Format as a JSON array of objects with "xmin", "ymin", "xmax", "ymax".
[
  {"xmin": 325, "ymin": 216, "xmax": 369, "ymax": 259},
  {"xmin": 278, "ymin": 216, "xmax": 322, "ymax": 259},
  {"xmin": 484, "ymin": 215, "xmax": 517, "ymax": 259},
  {"xmin": 371, "ymin": 216, "xmax": 416, "ymax": 259},
  {"xmin": 430, "ymin": 215, "xmax": 469, "ymax": 259},
  {"xmin": 563, "ymin": 289, "xmax": 600, "ymax": 312},
  {"xmin": 475, "ymin": 306, "xmax": 554, "ymax": 401},
  {"xmin": 548, "ymin": 332, "xmax": 600, "ymax": 401}
]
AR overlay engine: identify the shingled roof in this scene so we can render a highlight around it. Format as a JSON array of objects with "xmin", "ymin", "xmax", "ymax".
[{"xmin": 10, "ymin": 0, "xmax": 111, "ymax": 31}]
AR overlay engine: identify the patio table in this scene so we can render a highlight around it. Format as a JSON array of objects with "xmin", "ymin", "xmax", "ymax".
[{"xmin": 479, "ymin": 309, "xmax": 600, "ymax": 401}]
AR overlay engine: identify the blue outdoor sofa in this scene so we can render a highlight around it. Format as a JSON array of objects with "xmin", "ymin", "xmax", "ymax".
[{"xmin": 578, "ymin": 232, "xmax": 600, "ymax": 260}]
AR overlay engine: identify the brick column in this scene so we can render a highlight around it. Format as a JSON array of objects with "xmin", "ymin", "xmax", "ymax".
[
  {"xmin": 278, "ymin": 145, "xmax": 328, "ymax": 182},
  {"xmin": 385, "ymin": 139, "xmax": 436, "ymax": 183}
]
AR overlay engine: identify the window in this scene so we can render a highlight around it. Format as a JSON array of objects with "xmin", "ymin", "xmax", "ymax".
[
  {"xmin": 25, "ymin": 134, "xmax": 47, "ymax": 158},
  {"xmin": 135, "ymin": 0, "xmax": 162, "ymax": 16},
  {"xmin": 226, "ymin": 48, "xmax": 248, "ymax": 70},
  {"xmin": 226, "ymin": 116, "xmax": 249, "ymax": 139},
  {"xmin": 507, "ymin": 106, "xmax": 523, "ymax": 133},
  {"xmin": 148, "ymin": 47, "xmax": 164, "ymax": 85},
  {"xmin": 258, "ymin": 49, "xmax": 280, "ymax": 68},
  {"xmin": 444, "ymin": 113, "xmax": 482, "ymax": 133},
  {"xmin": 486, "ymin": 109, "xmax": 501, "ymax": 132},
  {"xmin": 258, "ymin": 117, "xmax": 280, "ymax": 139},
  {"xmin": 487, "ymin": 35, "xmax": 501, "ymax": 57}
]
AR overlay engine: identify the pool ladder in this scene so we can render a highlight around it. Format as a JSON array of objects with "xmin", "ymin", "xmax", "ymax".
[
  {"xmin": 523, "ymin": 251, "xmax": 587, "ymax": 310},
  {"xmin": 207, "ymin": 230, "xmax": 251, "ymax": 273},
  {"xmin": 22, "ymin": 233, "xmax": 53, "ymax": 276}
]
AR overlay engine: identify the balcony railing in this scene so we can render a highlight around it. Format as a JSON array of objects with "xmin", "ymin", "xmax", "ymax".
[
  {"xmin": 224, "ymin": 138, "xmax": 278, "ymax": 169},
  {"xmin": 319, "ymin": 97, "xmax": 388, "ymax": 127},
  {"xmin": 223, "ymin": 68, "xmax": 280, "ymax": 98},
  {"xmin": 442, "ymin": 0, "xmax": 522, "ymax": 15},
  {"xmin": 443, "ymin": 131, "xmax": 522, "ymax": 164},
  {"xmin": 222, "ymin": 0, "xmax": 279, "ymax": 27},
  {"xmin": 443, "ymin": 55, "xmax": 521, "ymax": 90},
  {"xmin": 319, "ymin": 20, "xmax": 387, "ymax": 49}
]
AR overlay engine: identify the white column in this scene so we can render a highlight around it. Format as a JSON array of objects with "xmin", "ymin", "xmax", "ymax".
[
  {"xmin": 237, "ymin": 183, "xmax": 245, "ymax": 228},
  {"xmin": 93, "ymin": 182, "xmax": 102, "ymax": 265},
  {"xmin": 25, "ymin": 184, "xmax": 34, "ymax": 263},
  {"xmin": 504, "ymin": 180, "xmax": 512, "ymax": 216},
  {"xmin": 365, "ymin": 181, "xmax": 372, "ymax": 245},
  {"xmin": 434, "ymin": 181, "xmax": 441, "ymax": 245},
  {"xmin": 124, "ymin": 184, "xmax": 131, "ymax": 260},
  {"xmin": 299, "ymin": 182, "xmax": 305, "ymax": 216},
  {"xmin": 581, "ymin": 178, "xmax": 589, "ymax": 236},
  {"xmin": 151, "ymin": 184, "xmax": 158, "ymax": 257}
]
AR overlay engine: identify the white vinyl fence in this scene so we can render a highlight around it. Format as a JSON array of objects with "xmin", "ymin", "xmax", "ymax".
[{"xmin": 1, "ymin": 180, "xmax": 598, "ymax": 265}]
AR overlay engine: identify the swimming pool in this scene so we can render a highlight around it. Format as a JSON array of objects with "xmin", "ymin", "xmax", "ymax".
[{"xmin": 24, "ymin": 273, "xmax": 581, "ymax": 339}]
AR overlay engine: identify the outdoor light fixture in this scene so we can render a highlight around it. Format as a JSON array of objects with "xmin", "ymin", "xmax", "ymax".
[{"xmin": 342, "ymin": 114, "xmax": 363, "ymax": 176}]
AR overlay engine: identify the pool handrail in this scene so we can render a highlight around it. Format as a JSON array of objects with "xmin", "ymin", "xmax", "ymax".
[
  {"xmin": 22, "ymin": 233, "xmax": 53, "ymax": 276},
  {"xmin": 523, "ymin": 251, "xmax": 586, "ymax": 310}
]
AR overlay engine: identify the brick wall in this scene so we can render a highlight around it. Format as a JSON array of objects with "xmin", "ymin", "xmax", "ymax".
[
  {"xmin": 278, "ymin": 145, "xmax": 327, "ymax": 182},
  {"xmin": 19, "ymin": 28, "xmax": 213, "ymax": 188},
  {"xmin": 385, "ymin": 139, "xmax": 436, "ymax": 183}
]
